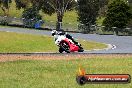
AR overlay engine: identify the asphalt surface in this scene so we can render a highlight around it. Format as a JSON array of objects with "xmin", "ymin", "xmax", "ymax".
[{"xmin": 0, "ymin": 27, "xmax": 132, "ymax": 53}]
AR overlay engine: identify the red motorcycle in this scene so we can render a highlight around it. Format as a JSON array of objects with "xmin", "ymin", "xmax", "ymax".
[{"xmin": 55, "ymin": 36, "xmax": 84, "ymax": 53}]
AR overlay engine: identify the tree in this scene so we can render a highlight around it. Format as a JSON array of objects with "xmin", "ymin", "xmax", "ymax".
[
  {"xmin": 98, "ymin": 0, "xmax": 108, "ymax": 17},
  {"xmin": 28, "ymin": 0, "xmax": 75, "ymax": 30},
  {"xmin": 77, "ymin": 0, "xmax": 99, "ymax": 33},
  {"xmin": 39, "ymin": 0, "xmax": 76, "ymax": 30},
  {"xmin": 15, "ymin": 0, "xmax": 30, "ymax": 9},
  {"xmin": 14, "ymin": 0, "xmax": 76, "ymax": 31},
  {"xmin": 99, "ymin": 0, "xmax": 108, "ymax": 8},
  {"xmin": 22, "ymin": 7, "xmax": 42, "ymax": 28},
  {"xmin": 103, "ymin": 0, "xmax": 132, "ymax": 34},
  {"xmin": 0, "ymin": 0, "xmax": 12, "ymax": 16}
]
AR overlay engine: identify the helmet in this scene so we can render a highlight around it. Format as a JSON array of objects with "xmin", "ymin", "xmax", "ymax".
[
  {"xmin": 58, "ymin": 30, "xmax": 65, "ymax": 35},
  {"xmin": 51, "ymin": 30, "xmax": 57, "ymax": 36}
]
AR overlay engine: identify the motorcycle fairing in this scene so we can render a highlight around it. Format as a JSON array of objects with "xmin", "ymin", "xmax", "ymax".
[{"xmin": 64, "ymin": 38, "xmax": 79, "ymax": 52}]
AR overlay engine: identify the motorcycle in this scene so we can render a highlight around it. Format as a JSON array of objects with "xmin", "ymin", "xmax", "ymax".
[{"xmin": 54, "ymin": 35, "xmax": 84, "ymax": 53}]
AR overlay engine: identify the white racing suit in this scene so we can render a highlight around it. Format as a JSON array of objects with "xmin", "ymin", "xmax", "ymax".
[{"xmin": 53, "ymin": 33, "xmax": 80, "ymax": 47}]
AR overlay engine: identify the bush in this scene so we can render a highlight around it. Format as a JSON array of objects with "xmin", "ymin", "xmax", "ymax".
[
  {"xmin": 22, "ymin": 7, "xmax": 43, "ymax": 28},
  {"xmin": 0, "ymin": 16, "xmax": 11, "ymax": 25},
  {"xmin": 103, "ymin": 0, "xmax": 132, "ymax": 35},
  {"xmin": 0, "ymin": 20, "xmax": 9, "ymax": 25},
  {"xmin": 78, "ymin": 24, "xmax": 90, "ymax": 33}
]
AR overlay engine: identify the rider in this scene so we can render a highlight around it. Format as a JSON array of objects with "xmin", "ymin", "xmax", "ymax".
[{"xmin": 51, "ymin": 30, "xmax": 81, "ymax": 46}]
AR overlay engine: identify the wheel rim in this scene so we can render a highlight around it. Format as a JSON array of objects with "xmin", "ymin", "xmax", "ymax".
[{"xmin": 60, "ymin": 42, "xmax": 70, "ymax": 52}]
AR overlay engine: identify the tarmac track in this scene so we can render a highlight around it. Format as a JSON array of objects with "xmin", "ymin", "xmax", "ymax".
[{"xmin": 0, "ymin": 27, "xmax": 132, "ymax": 54}]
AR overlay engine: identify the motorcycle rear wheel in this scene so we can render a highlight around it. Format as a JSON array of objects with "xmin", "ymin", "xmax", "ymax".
[
  {"xmin": 59, "ymin": 48, "xmax": 64, "ymax": 53},
  {"xmin": 78, "ymin": 46, "xmax": 84, "ymax": 52}
]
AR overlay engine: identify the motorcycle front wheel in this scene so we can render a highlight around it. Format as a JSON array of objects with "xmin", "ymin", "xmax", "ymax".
[
  {"xmin": 59, "ymin": 41, "xmax": 70, "ymax": 53},
  {"xmin": 59, "ymin": 48, "xmax": 64, "ymax": 53}
]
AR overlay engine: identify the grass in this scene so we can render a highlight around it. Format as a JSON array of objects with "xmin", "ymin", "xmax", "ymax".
[
  {"xmin": 0, "ymin": 31, "xmax": 57, "ymax": 53},
  {"xmin": 0, "ymin": 55, "xmax": 132, "ymax": 88},
  {"xmin": 0, "ymin": 31, "xmax": 107, "ymax": 53},
  {"xmin": 78, "ymin": 40, "xmax": 107, "ymax": 50}
]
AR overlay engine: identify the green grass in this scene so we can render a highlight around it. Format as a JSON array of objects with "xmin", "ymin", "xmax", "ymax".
[
  {"xmin": 0, "ymin": 56, "xmax": 132, "ymax": 88},
  {"xmin": 0, "ymin": 31, "xmax": 57, "ymax": 53},
  {"xmin": 0, "ymin": 31, "xmax": 107, "ymax": 53},
  {"xmin": 78, "ymin": 40, "xmax": 107, "ymax": 50}
]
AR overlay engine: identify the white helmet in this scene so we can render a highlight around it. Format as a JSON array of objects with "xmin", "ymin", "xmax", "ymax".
[{"xmin": 51, "ymin": 30, "xmax": 58, "ymax": 36}]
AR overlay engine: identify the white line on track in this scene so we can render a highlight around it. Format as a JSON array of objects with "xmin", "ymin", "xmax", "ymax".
[
  {"xmin": 112, "ymin": 45, "xmax": 117, "ymax": 50},
  {"xmin": 84, "ymin": 44, "xmax": 117, "ymax": 52}
]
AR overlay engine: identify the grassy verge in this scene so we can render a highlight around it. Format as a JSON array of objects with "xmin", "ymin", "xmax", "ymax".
[
  {"xmin": 0, "ymin": 31, "xmax": 57, "ymax": 53},
  {"xmin": 0, "ymin": 31, "xmax": 107, "ymax": 53},
  {"xmin": 78, "ymin": 40, "xmax": 107, "ymax": 50},
  {"xmin": 0, "ymin": 55, "xmax": 132, "ymax": 88}
]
